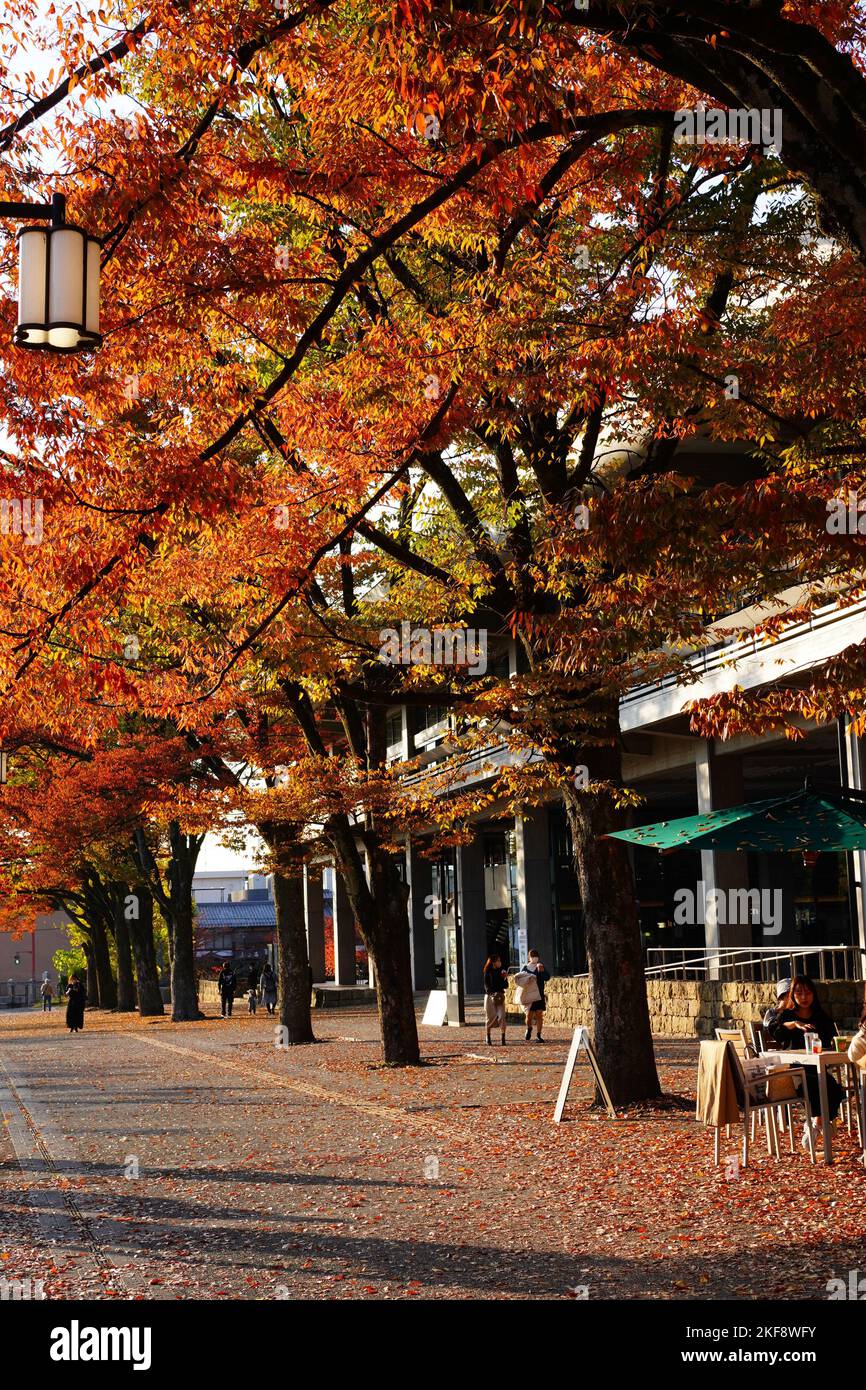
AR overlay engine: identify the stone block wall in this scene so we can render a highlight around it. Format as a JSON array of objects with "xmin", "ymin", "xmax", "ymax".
[
  {"xmin": 196, "ymin": 978, "xmax": 367, "ymax": 1010},
  {"xmin": 506, "ymin": 976, "xmax": 864, "ymax": 1037}
]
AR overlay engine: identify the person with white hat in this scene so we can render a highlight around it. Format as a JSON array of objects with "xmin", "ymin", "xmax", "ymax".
[{"xmin": 763, "ymin": 977, "xmax": 792, "ymax": 1029}]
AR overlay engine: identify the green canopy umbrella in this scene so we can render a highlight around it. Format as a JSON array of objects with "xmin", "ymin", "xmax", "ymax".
[{"xmin": 606, "ymin": 785, "xmax": 866, "ymax": 854}]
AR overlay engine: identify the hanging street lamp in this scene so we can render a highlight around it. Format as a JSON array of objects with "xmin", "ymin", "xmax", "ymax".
[{"xmin": 0, "ymin": 193, "xmax": 101, "ymax": 353}]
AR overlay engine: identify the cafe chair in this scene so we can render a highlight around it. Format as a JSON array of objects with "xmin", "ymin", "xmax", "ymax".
[
  {"xmin": 715, "ymin": 1027, "xmax": 748, "ymax": 1053},
  {"xmin": 698, "ymin": 1040, "xmax": 816, "ymax": 1168}
]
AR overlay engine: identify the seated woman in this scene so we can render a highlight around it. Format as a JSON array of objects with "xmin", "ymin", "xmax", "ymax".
[{"xmin": 767, "ymin": 975, "xmax": 844, "ymax": 1148}]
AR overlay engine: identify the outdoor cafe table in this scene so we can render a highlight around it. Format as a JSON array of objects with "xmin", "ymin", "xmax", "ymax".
[{"xmin": 760, "ymin": 1049, "xmax": 852, "ymax": 1165}]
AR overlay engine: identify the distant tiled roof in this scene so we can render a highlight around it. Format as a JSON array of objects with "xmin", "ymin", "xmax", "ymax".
[{"xmin": 195, "ymin": 902, "xmax": 276, "ymax": 928}]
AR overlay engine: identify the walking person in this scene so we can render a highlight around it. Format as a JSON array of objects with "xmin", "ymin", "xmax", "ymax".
[
  {"xmin": 519, "ymin": 948, "xmax": 550, "ymax": 1043},
  {"xmin": 259, "ymin": 962, "xmax": 278, "ymax": 1016},
  {"xmin": 216, "ymin": 961, "xmax": 237, "ymax": 1018},
  {"xmin": 65, "ymin": 974, "xmax": 86, "ymax": 1034},
  {"xmin": 247, "ymin": 985, "xmax": 258, "ymax": 1015},
  {"xmin": 482, "ymin": 954, "xmax": 508, "ymax": 1047},
  {"xmin": 40, "ymin": 979, "xmax": 54, "ymax": 1013}
]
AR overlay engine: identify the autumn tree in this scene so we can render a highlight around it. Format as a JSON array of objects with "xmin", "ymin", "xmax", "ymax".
[{"xmin": 1, "ymin": 0, "xmax": 865, "ymax": 1092}]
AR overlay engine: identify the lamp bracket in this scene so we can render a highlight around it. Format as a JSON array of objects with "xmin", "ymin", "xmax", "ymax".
[{"xmin": 0, "ymin": 193, "xmax": 66, "ymax": 228}]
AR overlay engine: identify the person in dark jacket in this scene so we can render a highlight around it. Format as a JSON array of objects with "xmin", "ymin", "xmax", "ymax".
[
  {"xmin": 767, "ymin": 975, "xmax": 843, "ymax": 1146},
  {"xmin": 259, "ymin": 963, "xmax": 278, "ymax": 1016},
  {"xmin": 65, "ymin": 975, "xmax": 86, "ymax": 1033},
  {"xmin": 521, "ymin": 948, "xmax": 550, "ymax": 1043},
  {"xmin": 217, "ymin": 962, "xmax": 237, "ymax": 1017},
  {"xmin": 482, "ymin": 954, "xmax": 508, "ymax": 1046},
  {"xmin": 763, "ymin": 976, "xmax": 792, "ymax": 1029}
]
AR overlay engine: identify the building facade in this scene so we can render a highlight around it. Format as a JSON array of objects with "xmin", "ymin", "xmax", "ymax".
[
  {"xmin": 0, "ymin": 909, "xmax": 73, "ymax": 1005},
  {"xmin": 299, "ymin": 592, "xmax": 866, "ymax": 996}
]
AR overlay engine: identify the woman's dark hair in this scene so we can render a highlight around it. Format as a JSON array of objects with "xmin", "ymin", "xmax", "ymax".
[
  {"xmin": 784, "ymin": 975, "xmax": 824, "ymax": 1014},
  {"xmin": 483, "ymin": 955, "xmax": 502, "ymax": 972}
]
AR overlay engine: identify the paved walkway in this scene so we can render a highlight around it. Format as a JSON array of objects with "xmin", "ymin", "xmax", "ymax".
[{"xmin": 2, "ymin": 1005, "xmax": 866, "ymax": 1300}]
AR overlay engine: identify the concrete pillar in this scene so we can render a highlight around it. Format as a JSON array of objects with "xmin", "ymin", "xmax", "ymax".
[
  {"xmin": 332, "ymin": 866, "xmax": 357, "ymax": 986},
  {"xmin": 406, "ymin": 838, "xmax": 435, "ymax": 990},
  {"xmin": 304, "ymin": 865, "xmax": 326, "ymax": 983},
  {"xmin": 515, "ymin": 808, "xmax": 555, "ymax": 969},
  {"xmin": 841, "ymin": 716, "xmax": 866, "ymax": 955},
  {"xmin": 695, "ymin": 743, "xmax": 750, "ymax": 974},
  {"xmin": 457, "ymin": 833, "xmax": 487, "ymax": 996}
]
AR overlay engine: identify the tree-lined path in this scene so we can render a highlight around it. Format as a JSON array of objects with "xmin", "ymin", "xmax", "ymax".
[{"xmin": 3, "ymin": 1007, "xmax": 866, "ymax": 1301}]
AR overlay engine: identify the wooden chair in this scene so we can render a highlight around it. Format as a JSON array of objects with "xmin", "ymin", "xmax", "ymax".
[
  {"xmin": 715, "ymin": 1027, "xmax": 747, "ymax": 1053},
  {"xmin": 711, "ymin": 1043, "xmax": 816, "ymax": 1167},
  {"xmin": 748, "ymin": 1019, "xmax": 797, "ymax": 1138},
  {"xmin": 827, "ymin": 1035, "xmax": 860, "ymax": 1137},
  {"xmin": 840, "ymin": 1046, "xmax": 866, "ymax": 1155},
  {"xmin": 713, "ymin": 1029, "xmax": 751, "ymax": 1140},
  {"xmin": 857, "ymin": 1070, "xmax": 866, "ymax": 1168}
]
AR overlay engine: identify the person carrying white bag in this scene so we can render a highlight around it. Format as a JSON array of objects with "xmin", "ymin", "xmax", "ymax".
[{"xmin": 513, "ymin": 949, "xmax": 550, "ymax": 1043}]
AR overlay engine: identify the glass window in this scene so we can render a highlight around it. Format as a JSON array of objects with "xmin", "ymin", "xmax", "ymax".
[
  {"xmin": 415, "ymin": 704, "xmax": 448, "ymax": 735},
  {"xmin": 483, "ymin": 832, "xmax": 507, "ymax": 868}
]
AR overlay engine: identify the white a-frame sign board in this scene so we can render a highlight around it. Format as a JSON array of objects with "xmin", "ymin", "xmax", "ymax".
[{"xmin": 553, "ymin": 1026, "xmax": 617, "ymax": 1123}]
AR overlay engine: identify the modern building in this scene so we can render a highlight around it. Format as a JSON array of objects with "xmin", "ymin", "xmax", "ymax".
[{"xmin": 298, "ymin": 588, "xmax": 866, "ymax": 1000}]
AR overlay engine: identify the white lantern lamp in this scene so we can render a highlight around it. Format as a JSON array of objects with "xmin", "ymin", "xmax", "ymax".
[{"xmin": 1, "ymin": 193, "xmax": 101, "ymax": 353}]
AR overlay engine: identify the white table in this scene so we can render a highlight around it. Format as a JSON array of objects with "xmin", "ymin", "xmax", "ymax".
[{"xmin": 760, "ymin": 1049, "xmax": 852, "ymax": 1164}]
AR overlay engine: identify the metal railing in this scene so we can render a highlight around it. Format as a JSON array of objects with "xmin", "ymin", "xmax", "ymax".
[
  {"xmin": 643, "ymin": 945, "xmax": 863, "ymax": 983},
  {"xmin": 621, "ymin": 596, "xmax": 866, "ymax": 710}
]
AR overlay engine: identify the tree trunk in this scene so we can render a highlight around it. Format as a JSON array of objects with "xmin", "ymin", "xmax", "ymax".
[
  {"xmin": 330, "ymin": 826, "xmax": 420, "ymax": 1066},
  {"xmin": 126, "ymin": 886, "xmax": 165, "ymax": 1016},
  {"xmin": 563, "ymin": 742, "xmax": 660, "ymax": 1107},
  {"xmin": 272, "ymin": 861, "xmax": 316, "ymax": 1045},
  {"xmin": 89, "ymin": 915, "xmax": 117, "ymax": 1011},
  {"xmin": 167, "ymin": 821, "xmax": 203, "ymax": 1021},
  {"xmin": 367, "ymin": 846, "xmax": 420, "ymax": 1066},
  {"xmin": 281, "ymin": 680, "xmax": 420, "ymax": 1064},
  {"xmin": 260, "ymin": 822, "xmax": 316, "ymax": 1044},
  {"xmin": 111, "ymin": 885, "xmax": 136, "ymax": 1012},
  {"xmin": 81, "ymin": 941, "xmax": 96, "ymax": 1008},
  {"xmin": 169, "ymin": 899, "xmax": 200, "ymax": 1021}
]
